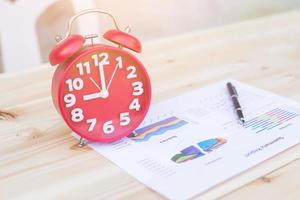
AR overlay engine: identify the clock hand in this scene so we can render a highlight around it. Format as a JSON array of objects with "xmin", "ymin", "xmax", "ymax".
[
  {"xmin": 107, "ymin": 64, "xmax": 119, "ymax": 91},
  {"xmin": 98, "ymin": 63, "xmax": 108, "ymax": 97},
  {"xmin": 89, "ymin": 77, "xmax": 102, "ymax": 92},
  {"xmin": 84, "ymin": 77, "xmax": 109, "ymax": 100},
  {"xmin": 83, "ymin": 92, "xmax": 103, "ymax": 101},
  {"xmin": 107, "ymin": 56, "xmax": 123, "ymax": 91}
]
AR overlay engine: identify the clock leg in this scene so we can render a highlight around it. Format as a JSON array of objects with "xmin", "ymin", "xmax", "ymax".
[
  {"xmin": 128, "ymin": 131, "xmax": 138, "ymax": 138},
  {"xmin": 77, "ymin": 137, "xmax": 86, "ymax": 148}
]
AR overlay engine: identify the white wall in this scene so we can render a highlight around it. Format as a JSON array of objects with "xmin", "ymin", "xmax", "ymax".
[{"xmin": 1, "ymin": 0, "xmax": 300, "ymax": 72}]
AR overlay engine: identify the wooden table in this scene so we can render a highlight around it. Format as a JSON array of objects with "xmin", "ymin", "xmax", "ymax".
[{"xmin": 1, "ymin": 11, "xmax": 300, "ymax": 200}]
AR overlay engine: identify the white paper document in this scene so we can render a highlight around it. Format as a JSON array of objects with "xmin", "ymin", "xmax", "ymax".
[{"xmin": 79, "ymin": 80, "xmax": 300, "ymax": 200}]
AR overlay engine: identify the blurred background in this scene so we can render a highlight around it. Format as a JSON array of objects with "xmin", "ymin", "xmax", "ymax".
[{"xmin": 1, "ymin": 0, "xmax": 300, "ymax": 73}]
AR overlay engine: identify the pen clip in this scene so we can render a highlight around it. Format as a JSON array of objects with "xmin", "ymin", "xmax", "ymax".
[{"xmin": 232, "ymin": 85, "xmax": 238, "ymax": 96}]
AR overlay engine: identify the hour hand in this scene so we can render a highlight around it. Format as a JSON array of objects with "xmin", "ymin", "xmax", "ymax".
[
  {"xmin": 83, "ymin": 92, "xmax": 103, "ymax": 101},
  {"xmin": 87, "ymin": 77, "xmax": 109, "ymax": 99}
]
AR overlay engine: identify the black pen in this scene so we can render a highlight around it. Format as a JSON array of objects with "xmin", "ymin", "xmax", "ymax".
[{"xmin": 226, "ymin": 82, "xmax": 245, "ymax": 124}]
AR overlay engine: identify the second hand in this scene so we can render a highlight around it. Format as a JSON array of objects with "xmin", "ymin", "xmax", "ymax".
[{"xmin": 89, "ymin": 77, "xmax": 102, "ymax": 91}]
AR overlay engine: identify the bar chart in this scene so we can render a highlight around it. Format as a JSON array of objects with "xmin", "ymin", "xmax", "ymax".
[{"xmin": 244, "ymin": 108, "xmax": 299, "ymax": 133}]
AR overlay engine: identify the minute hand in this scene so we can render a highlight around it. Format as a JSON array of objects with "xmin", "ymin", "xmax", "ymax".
[
  {"xmin": 107, "ymin": 56, "xmax": 123, "ymax": 91},
  {"xmin": 99, "ymin": 63, "xmax": 107, "ymax": 92}
]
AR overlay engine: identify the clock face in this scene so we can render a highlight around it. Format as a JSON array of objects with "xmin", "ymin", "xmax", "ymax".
[{"xmin": 57, "ymin": 45, "xmax": 151, "ymax": 142}]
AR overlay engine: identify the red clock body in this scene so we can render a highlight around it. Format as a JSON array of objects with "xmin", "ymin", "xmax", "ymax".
[{"xmin": 52, "ymin": 44, "xmax": 151, "ymax": 142}]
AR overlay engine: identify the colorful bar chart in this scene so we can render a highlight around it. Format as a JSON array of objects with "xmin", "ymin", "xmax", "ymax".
[
  {"xmin": 171, "ymin": 138, "xmax": 227, "ymax": 164},
  {"xmin": 129, "ymin": 116, "xmax": 188, "ymax": 142},
  {"xmin": 244, "ymin": 108, "xmax": 298, "ymax": 133}
]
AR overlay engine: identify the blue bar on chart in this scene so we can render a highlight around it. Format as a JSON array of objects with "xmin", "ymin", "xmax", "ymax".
[{"xmin": 243, "ymin": 108, "xmax": 299, "ymax": 133}]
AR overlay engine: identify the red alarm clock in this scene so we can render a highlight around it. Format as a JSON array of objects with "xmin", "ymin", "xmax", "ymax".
[{"xmin": 49, "ymin": 9, "xmax": 151, "ymax": 143}]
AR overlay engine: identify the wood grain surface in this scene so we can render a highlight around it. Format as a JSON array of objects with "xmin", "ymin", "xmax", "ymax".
[{"xmin": 1, "ymin": 11, "xmax": 300, "ymax": 200}]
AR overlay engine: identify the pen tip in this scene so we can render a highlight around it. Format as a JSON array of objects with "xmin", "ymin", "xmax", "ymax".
[{"xmin": 239, "ymin": 118, "xmax": 245, "ymax": 125}]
